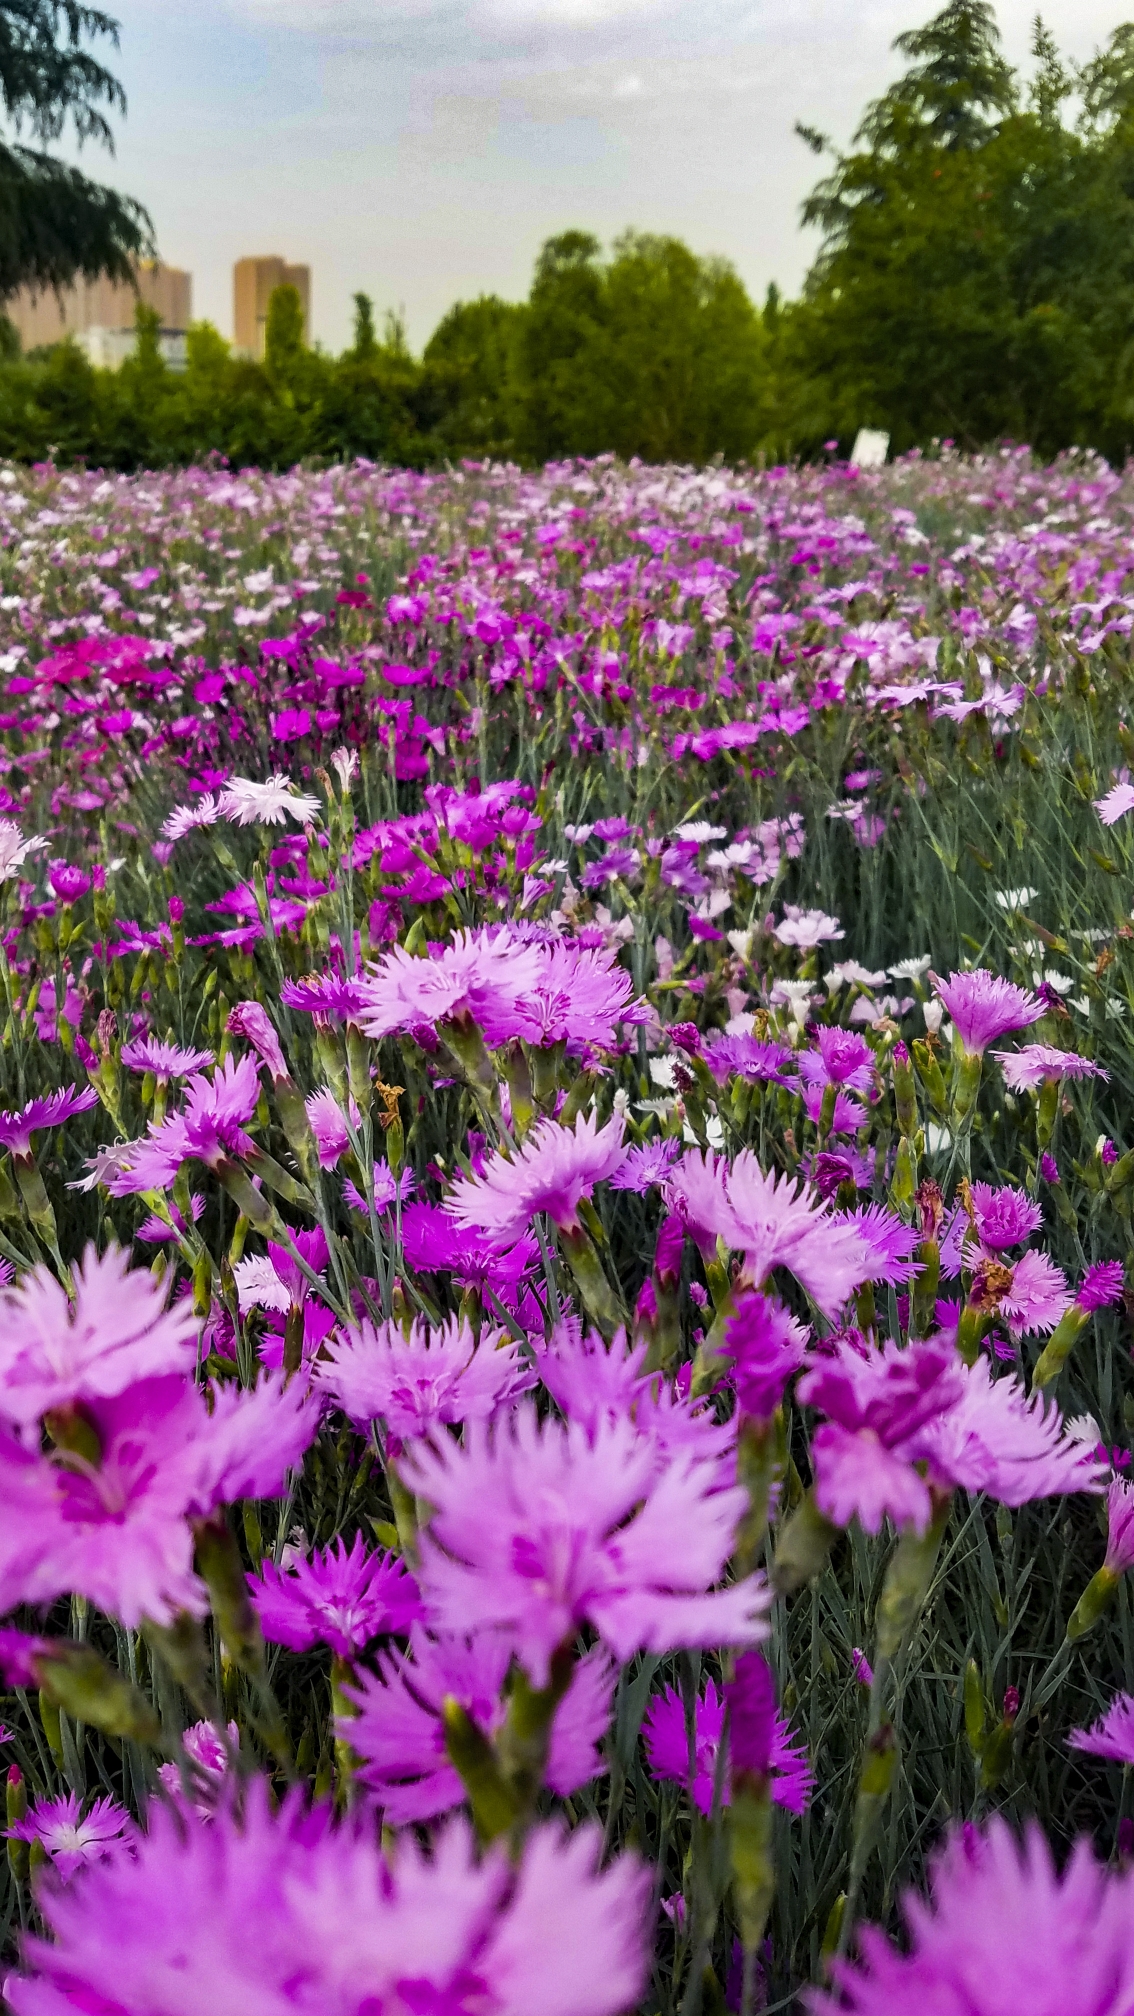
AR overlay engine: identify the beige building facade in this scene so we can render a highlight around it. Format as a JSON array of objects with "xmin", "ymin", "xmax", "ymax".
[
  {"xmin": 4, "ymin": 261, "xmax": 191, "ymax": 354},
  {"xmin": 233, "ymin": 257, "xmax": 310, "ymax": 359}
]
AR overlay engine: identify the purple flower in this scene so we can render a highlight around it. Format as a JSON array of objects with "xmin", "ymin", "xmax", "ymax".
[
  {"xmin": 843, "ymin": 1203, "xmax": 921, "ymax": 1284},
  {"xmin": 101, "ymin": 1054, "xmax": 262, "ymax": 1193},
  {"xmin": 120, "ymin": 1036, "xmax": 213, "ymax": 1085},
  {"xmin": 405, "ymin": 1405, "xmax": 770, "ymax": 1684},
  {"xmin": 305, "ymin": 1088, "xmax": 360, "ymax": 1169},
  {"xmin": 535, "ymin": 1321, "xmax": 734, "ymax": 1475},
  {"xmin": 227, "ymin": 1001, "xmax": 289, "ymax": 1081},
  {"xmin": 610, "ymin": 1138, "xmax": 680, "ymax": 1193},
  {"xmin": 723, "ymin": 1291, "xmax": 809, "ymax": 1421},
  {"xmin": 446, "ymin": 1110, "xmax": 629, "ymax": 1242},
  {"xmin": 0, "ymin": 1085, "xmax": 97, "ymax": 1161},
  {"xmin": 993, "ymin": 1044, "xmax": 1108, "ymax": 1091},
  {"xmin": 811, "ymin": 1817, "xmax": 1134, "ymax": 2016},
  {"xmin": 966, "ymin": 1182, "xmax": 1042, "ymax": 1253},
  {"xmin": 47, "ymin": 861, "xmax": 92, "ymax": 904},
  {"xmin": 1104, "ymin": 1477, "xmax": 1134, "ymax": 1574},
  {"xmin": 931, "ymin": 969, "xmax": 1044, "ymax": 1054},
  {"xmin": 702, "ymin": 1033, "xmax": 793, "ymax": 1087},
  {"xmin": 0, "ymin": 1243, "xmax": 197, "ymax": 1425},
  {"xmin": 347, "ymin": 1630, "xmax": 615, "ymax": 1822},
  {"xmin": 248, "ymin": 1533, "xmax": 421, "ymax": 1657},
  {"xmin": 1040, "ymin": 1152, "xmax": 1059, "ymax": 1182},
  {"xmin": 7, "ymin": 1789, "xmax": 651, "ymax": 2016},
  {"xmin": 157, "ymin": 1718, "xmax": 239, "ymax": 1818},
  {"xmin": 796, "ymin": 1026, "xmax": 876, "ymax": 1093},
  {"xmin": 1077, "ymin": 1262, "xmax": 1125, "ymax": 1313},
  {"xmin": 318, "ymin": 1313, "xmax": 535, "ymax": 1443},
  {"xmin": 643, "ymin": 1670, "xmax": 813, "ymax": 1816},
  {"xmin": 8, "ymin": 1790, "xmax": 133, "ymax": 1881},
  {"xmin": 1068, "ymin": 1691, "xmax": 1134, "ymax": 1765},
  {"xmin": 799, "ymin": 1081, "xmax": 869, "ymax": 1134}
]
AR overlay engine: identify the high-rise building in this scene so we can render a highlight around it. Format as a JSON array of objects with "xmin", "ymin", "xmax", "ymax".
[
  {"xmin": 233, "ymin": 257, "xmax": 310, "ymax": 360},
  {"xmin": 3, "ymin": 261, "xmax": 191, "ymax": 367}
]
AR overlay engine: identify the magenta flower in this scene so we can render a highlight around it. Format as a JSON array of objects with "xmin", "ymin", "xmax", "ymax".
[
  {"xmin": 8, "ymin": 1790, "xmax": 133, "ymax": 1881},
  {"xmin": 993, "ymin": 1044, "xmax": 1108, "ymax": 1091},
  {"xmin": 305, "ymin": 1087, "xmax": 360, "ymax": 1169},
  {"xmin": 966, "ymin": 1182, "xmax": 1042, "ymax": 1252},
  {"xmin": 703, "ymin": 1033, "xmax": 793, "ymax": 1087},
  {"xmin": 248, "ymin": 1534, "xmax": 421, "ymax": 1657},
  {"xmin": 101, "ymin": 1053, "xmax": 261, "ymax": 1193},
  {"xmin": 0, "ymin": 1243, "xmax": 197, "ymax": 1425},
  {"xmin": 643, "ymin": 1669, "xmax": 813, "ymax": 1816},
  {"xmin": 8, "ymin": 1789, "xmax": 651, "ymax": 2016},
  {"xmin": 347, "ymin": 1630, "xmax": 615, "ymax": 1823},
  {"xmin": 1104, "ymin": 1478, "xmax": 1134, "ymax": 1574},
  {"xmin": 723, "ymin": 1292, "xmax": 809, "ymax": 1421},
  {"xmin": 120, "ymin": 1036, "xmax": 213, "ymax": 1084},
  {"xmin": 811, "ymin": 1817, "xmax": 1134, "ymax": 2016},
  {"xmin": 501, "ymin": 940, "xmax": 643, "ymax": 1052},
  {"xmin": 446, "ymin": 1111, "xmax": 629, "ymax": 1242},
  {"xmin": 1068, "ymin": 1691, "xmax": 1134, "ymax": 1765},
  {"xmin": 930, "ymin": 969, "xmax": 1044, "ymax": 1053},
  {"xmin": 0, "ymin": 1085, "xmax": 97, "ymax": 1161},
  {"xmin": 796, "ymin": 1027, "xmax": 876, "ymax": 1094},
  {"xmin": 400, "ymin": 1200, "xmax": 536, "ymax": 1301},
  {"xmin": 1077, "ymin": 1261, "xmax": 1125, "ymax": 1313},
  {"xmin": 844, "ymin": 1203, "xmax": 921, "ymax": 1284},
  {"xmin": 157, "ymin": 1718, "xmax": 239, "ymax": 1818},
  {"xmin": 406, "ymin": 1405, "xmax": 770, "ymax": 1684},
  {"xmin": 47, "ymin": 861, "xmax": 92, "ymax": 904},
  {"xmin": 0, "ymin": 1371, "xmax": 316, "ymax": 1626},
  {"xmin": 535, "ymin": 1322, "xmax": 734, "ymax": 1475},
  {"xmin": 800, "ymin": 1336, "xmax": 1102, "ymax": 1534},
  {"xmin": 318, "ymin": 1313, "xmax": 535, "ymax": 1443},
  {"xmin": 610, "ymin": 1137, "xmax": 680, "ymax": 1193},
  {"xmin": 799, "ymin": 1082, "xmax": 869, "ymax": 1133},
  {"xmin": 226, "ymin": 1001, "xmax": 289, "ymax": 1081}
]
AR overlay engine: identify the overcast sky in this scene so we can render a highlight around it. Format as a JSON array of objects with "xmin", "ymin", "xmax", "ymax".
[{"xmin": 85, "ymin": 0, "xmax": 1133, "ymax": 351}]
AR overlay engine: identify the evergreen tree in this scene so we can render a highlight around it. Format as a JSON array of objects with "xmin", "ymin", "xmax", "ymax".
[{"xmin": 0, "ymin": 2, "xmax": 150, "ymax": 299}]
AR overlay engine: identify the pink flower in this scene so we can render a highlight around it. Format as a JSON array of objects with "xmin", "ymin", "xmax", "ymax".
[
  {"xmin": 400, "ymin": 1201, "xmax": 536, "ymax": 1301},
  {"xmin": 930, "ymin": 969, "xmax": 1043, "ymax": 1053},
  {"xmin": 843, "ymin": 1203, "xmax": 921, "ymax": 1284},
  {"xmin": 7, "ymin": 1789, "xmax": 651, "ymax": 2016},
  {"xmin": 996, "ymin": 1249, "xmax": 1072, "ymax": 1334},
  {"xmin": 347, "ymin": 1630, "xmax": 615, "ymax": 1822},
  {"xmin": 0, "ymin": 1086, "xmax": 97, "ymax": 1161},
  {"xmin": 993, "ymin": 1044, "xmax": 1108, "ymax": 1091},
  {"xmin": 119, "ymin": 1037, "xmax": 213, "ymax": 1085},
  {"xmin": 157, "ymin": 1719, "xmax": 239, "ymax": 1817},
  {"xmin": 0, "ymin": 1372, "xmax": 316, "ymax": 1626},
  {"xmin": 406, "ymin": 1406, "xmax": 770, "ymax": 1685},
  {"xmin": 358, "ymin": 928, "xmax": 543, "ymax": 1042},
  {"xmin": 446, "ymin": 1111, "xmax": 629, "ymax": 1242},
  {"xmin": 610, "ymin": 1138, "xmax": 680, "ymax": 1194},
  {"xmin": 101, "ymin": 1053, "xmax": 262, "ymax": 1193},
  {"xmin": 318, "ymin": 1313, "xmax": 535, "ymax": 1443},
  {"xmin": 717, "ymin": 1151, "xmax": 878, "ymax": 1316},
  {"xmin": 534, "ymin": 1322, "xmax": 734, "ymax": 1476},
  {"xmin": 305, "ymin": 1088, "xmax": 360, "ymax": 1169},
  {"xmin": 1068, "ymin": 1691, "xmax": 1134, "ymax": 1765},
  {"xmin": 965, "ymin": 1182, "xmax": 1042, "ymax": 1252},
  {"xmin": 248, "ymin": 1534, "xmax": 421, "ymax": 1657},
  {"xmin": 722, "ymin": 1292, "xmax": 809, "ymax": 1421},
  {"xmin": 1104, "ymin": 1477, "xmax": 1134, "ymax": 1573},
  {"xmin": 811, "ymin": 1817, "xmax": 1134, "ymax": 2016},
  {"xmin": 643, "ymin": 1668, "xmax": 813, "ymax": 1816},
  {"xmin": 796, "ymin": 1027, "xmax": 876, "ymax": 1094},
  {"xmin": 1095, "ymin": 780, "xmax": 1134, "ymax": 825},
  {"xmin": 226, "ymin": 1001, "xmax": 289, "ymax": 1081},
  {"xmin": 8, "ymin": 1790, "xmax": 133, "ymax": 1882},
  {"xmin": 1077, "ymin": 1261, "xmax": 1125, "ymax": 1313},
  {"xmin": 0, "ymin": 1244, "xmax": 197, "ymax": 1425}
]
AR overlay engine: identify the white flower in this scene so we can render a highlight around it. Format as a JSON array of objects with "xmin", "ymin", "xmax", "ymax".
[
  {"xmin": 219, "ymin": 775, "xmax": 321, "ymax": 828},
  {"xmin": 0, "ymin": 820, "xmax": 45, "ymax": 881},
  {"xmin": 330, "ymin": 747, "xmax": 359, "ymax": 791},
  {"xmin": 674, "ymin": 820, "xmax": 727, "ymax": 844},
  {"xmin": 889, "ymin": 954, "xmax": 932, "ymax": 980},
  {"xmin": 923, "ymin": 999, "xmax": 945, "ymax": 1035},
  {"xmin": 994, "ymin": 886, "xmax": 1039, "ymax": 911}
]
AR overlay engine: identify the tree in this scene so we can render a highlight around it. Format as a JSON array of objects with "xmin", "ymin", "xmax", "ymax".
[
  {"xmin": 264, "ymin": 283, "xmax": 305, "ymax": 379},
  {"xmin": 351, "ymin": 292, "xmax": 377, "ymax": 359},
  {"xmin": 422, "ymin": 295, "xmax": 523, "ymax": 457},
  {"xmin": 0, "ymin": 2, "xmax": 151, "ymax": 300}
]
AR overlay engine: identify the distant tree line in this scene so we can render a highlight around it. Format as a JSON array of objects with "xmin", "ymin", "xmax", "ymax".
[{"xmin": 10, "ymin": 2, "xmax": 1134, "ymax": 467}]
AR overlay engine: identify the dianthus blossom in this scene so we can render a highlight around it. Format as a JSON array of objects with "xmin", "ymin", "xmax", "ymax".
[
  {"xmin": 795, "ymin": 1026, "xmax": 876, "ymax": 1093},
  {"xmin": 810, "ymin": 1816, "xmax": 1134, "ymax": 2016},
  {"xmin": 157, "ymin": 1719, "xmax": 239, "ymax": 1817},
  {"xmin": 248, "ymin": 1533, "xmax": 421, "ymax": 1657},
  {"xmin": 446, "ymin": 1110, "xmax": 628, "ymax": 1242},
  {"xmin": 1104, "ymin": 1476, "xmax": 1134, "ymax": 1574},
  {"xmin": 0, "ymin": 1086, "xmax": 97, "ymax": 1161},
  {"xmin": 1068, "ymin": 1691, "xmax": 1134, "ymax": 1765},
  {"xmin": 99, "ymin": 1053, "xmax": 262, "ymax": 1193},
  {"xmin": 8, "ymin": 1790, "xmax": 133, "ymax": 1881},
  {"xmin": 965, "ymin": 1182, "xmax": 1042, "ymax": 1252},
  {"xmin": 723, "ymin": 1291, "xmax": 809, "ymax": 1421},
  {"xmin": 347, "ymin": 1631, "xmax": 615, "ymax": 1823},
  {"xmin": 7, "ymin": 1790, "xmax": 651, "ymax": 2016},
  {"xmin": 226, "ymin": 1000, "xmax": 289, "ymax": 1080},
  {"xmin": 0, "ymin": 1244, "xmax": 197, "ymax": 1425},
  {"xmin": 667, "ymin": 1150, "xmax": 877, "ymax": 1318},
  {"xmin": 993, "ymin": 1044, "xmax": 1108, "ymax": 1091},
  {"xmin": 318, "ymin": 1313, "xmax": 534, "ymax": 1443},
  {"xmin": 119, "ymin": 1036, "xmax": 213, "ymax": 1084},
  {"xmin": 218, "ymin": 773, "xmax": 321, "ymax": 826},
  {"xmin": 643, "ymin": 1671, "xmax": 813, "ymax": 1817},
  {"xmin": 930, "ymin": 968, "xmax": 1044, "ymax": 1053},
  {"xmin": 406, "ymin": 1405, "xmax": 770, "ymax": 1684},
  {"xmin": 0, "ymin": 819, "xmax": 46, "ymax": 880},
  {"xmin": 534, "ymin": 1321, "xmax": 735, "ymax": 1476}
]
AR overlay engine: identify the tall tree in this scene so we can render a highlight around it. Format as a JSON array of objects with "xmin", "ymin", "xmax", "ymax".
[{"xmin": 0, "ymin": 2, "xmax": 151, "ymax": 302}]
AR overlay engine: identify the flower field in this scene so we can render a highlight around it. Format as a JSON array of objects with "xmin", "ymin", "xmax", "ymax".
[{"xmin": 0, "ymin": 443, "xmax": 1133, "ymax": 2010}]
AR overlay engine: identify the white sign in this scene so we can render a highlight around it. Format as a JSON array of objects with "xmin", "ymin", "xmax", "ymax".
[{"xmin": 850, "ymin": 428, "xmax": 890, "ymax": 467}]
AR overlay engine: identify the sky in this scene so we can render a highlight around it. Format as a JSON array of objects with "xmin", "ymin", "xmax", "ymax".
[{"xmin": 75, "ymin": 0, "xmax": 1134, "ymax": 352}]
